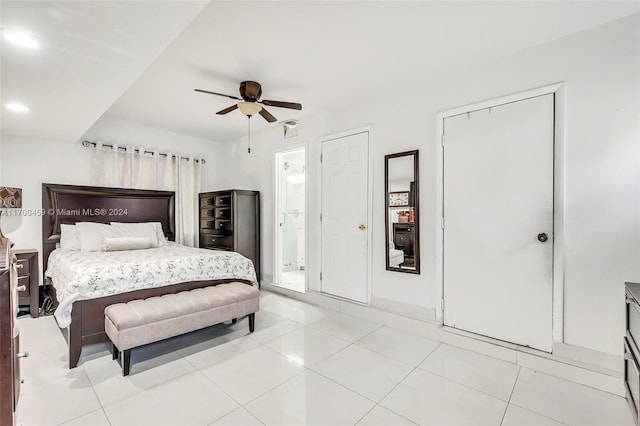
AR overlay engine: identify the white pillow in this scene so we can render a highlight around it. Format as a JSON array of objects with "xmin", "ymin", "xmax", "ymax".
[
  {"xmin": 149, "ymin": 222, "xmax": 168, "ymax": 245},
  {"xmin": 110, "ymin": 222, "xmax": 161, "ymax": 246},
  {"xmin": 100, "ymin": 237, "xmax": 154, "ymax": 252},
  {"xmin": 60, "ymin": 224, "xmax": 81, "ymax": 251},
  {"xmin": 75, "ymin": 222, "xmax": 124, "ymax": 252}
]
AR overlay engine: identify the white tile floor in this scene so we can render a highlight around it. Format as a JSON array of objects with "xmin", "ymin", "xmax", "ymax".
[
  {"xmin": 15, "ymin": 291, "xmax": 635, "ymax": 426},
  {"xmin": 276, "ymin": 270, "xmax": 306, "ymax": 293}
]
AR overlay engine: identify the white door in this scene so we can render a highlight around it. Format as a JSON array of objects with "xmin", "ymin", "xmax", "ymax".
[
  {"xmin": 321, "ymin": 131, "xmax": 369, "ymax": 302},
  {"xmin": 443, "ymin": 94, "xmax": 554, "ymax": 352}
]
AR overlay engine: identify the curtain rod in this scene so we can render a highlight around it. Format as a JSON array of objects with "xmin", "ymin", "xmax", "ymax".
[{"xmin": 81, "ymin": 140, "xmax": 206, "ymax": 164}]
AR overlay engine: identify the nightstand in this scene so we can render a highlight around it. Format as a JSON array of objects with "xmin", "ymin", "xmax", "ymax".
[{"xmin": 13, "ymin": 249, "xmax": 39, "ymax": 318}]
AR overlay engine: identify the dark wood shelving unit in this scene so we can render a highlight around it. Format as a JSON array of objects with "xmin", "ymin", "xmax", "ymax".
[{"xmin": 199, "ymin": 190, "xmax": 260, "ymax": 284}]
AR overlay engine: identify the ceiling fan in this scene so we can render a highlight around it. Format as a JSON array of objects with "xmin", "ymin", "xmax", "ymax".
[{"xmin": 194, "ymin": 81, "xmax": 302, "ymax": 123}]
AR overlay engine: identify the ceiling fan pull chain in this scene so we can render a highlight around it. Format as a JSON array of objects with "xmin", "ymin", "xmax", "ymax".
[{"xmin": 247, "ymin": 116, "xmax": 251, "ymax": 154}]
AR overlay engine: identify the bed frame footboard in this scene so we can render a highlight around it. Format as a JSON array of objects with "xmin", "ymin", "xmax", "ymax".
[{"xmin": 56, "ymin": 279, "xmax": 246, "ymax": 368}]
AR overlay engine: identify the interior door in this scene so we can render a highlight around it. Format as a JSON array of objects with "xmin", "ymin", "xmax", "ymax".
[
  {"xmin": 321, "ymin": 131, "xmax": 369, "ymax": 303},
  {"xmin": 443, "ymin": 94, "xmax": 554, "ymax": 352}
]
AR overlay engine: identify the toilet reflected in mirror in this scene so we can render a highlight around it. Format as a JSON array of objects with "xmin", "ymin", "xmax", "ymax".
[{"xmin": 385, "ymin": 150, "xmax": 420, "ymax": 274}]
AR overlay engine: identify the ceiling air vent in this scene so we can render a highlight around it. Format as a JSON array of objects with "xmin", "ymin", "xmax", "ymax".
[{"xmin": 281, "ymin": 119, "xmax": 299, "ymax": 139}]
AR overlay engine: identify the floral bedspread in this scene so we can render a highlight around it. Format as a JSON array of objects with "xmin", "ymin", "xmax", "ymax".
[{"xmin": 45, "ymin": 242, "xmax": 257, "ymax": 328}]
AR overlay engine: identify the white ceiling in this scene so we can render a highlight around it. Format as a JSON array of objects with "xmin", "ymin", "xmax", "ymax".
[
  {"xmin": 0, "ymin": 0, "xmax": 208, "ymax": 141},
  {"xmin": 3, "ymin": 1, "xmax": 639, "ymax": 144}
]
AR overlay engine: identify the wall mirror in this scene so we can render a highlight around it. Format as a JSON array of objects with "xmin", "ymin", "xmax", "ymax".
[{"xmin": 385, "ymin": 150, "xmax": 420, "ymax": 274}]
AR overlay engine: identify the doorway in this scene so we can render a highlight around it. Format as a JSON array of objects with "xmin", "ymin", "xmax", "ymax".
[
  {"xmin": 442, "ymin": 93, "xmax": 555, "ymax": 352},
  {"xmin": 274, "ymin": 147, "xmax": 306, "ymax": 293}
]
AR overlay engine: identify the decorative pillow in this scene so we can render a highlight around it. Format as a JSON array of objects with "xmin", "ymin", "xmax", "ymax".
[
  {"xmin": 110, "ymin": 222, "xmax": 161, "ymax": 246},
  {"xmin": 60, "ymin": 224, "xmax": 81, "ymax": 251},
  {"xmin": 100, "ymin": 237, "xmax": 154, "ymax": 252},
  {"xmin": 75, "ymin": 222, "xmax": 124, "ymax": 252}
]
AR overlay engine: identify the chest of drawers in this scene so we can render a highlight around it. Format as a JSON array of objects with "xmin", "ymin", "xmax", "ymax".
[
  {"xmin": 0, "ymin": 240, "xmax": 25, "ymax": 426},
  {"xmin": 13, "ymin": 249, "xmax": 39, "ymax": 318},
  {"xmin": 393, "ymin": 223, "xmax": 416, "ymax": 266}
]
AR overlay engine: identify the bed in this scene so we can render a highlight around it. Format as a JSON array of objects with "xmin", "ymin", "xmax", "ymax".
[{"xmin": 42, "ymin": 183, "xmax": 257, "ymax": 368}]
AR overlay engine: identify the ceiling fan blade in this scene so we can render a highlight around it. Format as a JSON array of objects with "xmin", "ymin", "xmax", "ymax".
[
  {"xmin": 195, "ymin": 89, "xmax": 241, "ymax": 100},
  {"xmin": 259, "ymin": 108, "xmax": 277, "ymax": 123},
  {"xmin": 217, "ymin": 104, "xmax": 238, "ymax": 115},
  {"xmin": 260, "ymin": 100, "xmax": 302, "ymax": 110}
]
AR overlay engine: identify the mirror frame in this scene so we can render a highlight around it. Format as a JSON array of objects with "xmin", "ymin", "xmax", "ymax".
[{"xmin": 385, "ymin": 150, "xmax": 420, "ymax": 274}]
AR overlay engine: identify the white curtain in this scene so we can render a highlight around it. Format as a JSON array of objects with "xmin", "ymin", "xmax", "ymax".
[
  {"xmin": 177, "ymin": 158, "xmax": 201, "ymax": 246},
  {"xmin": 91, "ymin": 142, "xmax": 202, "ymax": 247}
]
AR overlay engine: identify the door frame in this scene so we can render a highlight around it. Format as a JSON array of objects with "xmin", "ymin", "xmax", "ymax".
[
  {"xmin": 272, "ymin": 142, "xmax": 309, "ymax": 290},
  {"xmin": 318, "ymin": 126, "xmax": 374, "ymax": 304},
  {"xmin": 435, "ymin": 83, "xmax": 566, "ymax": 344}
]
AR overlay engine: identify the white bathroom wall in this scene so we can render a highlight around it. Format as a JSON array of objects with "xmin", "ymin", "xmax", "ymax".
[{"xmin": 215, "ymin": 14, "xmax": 640, "ymax": 356}]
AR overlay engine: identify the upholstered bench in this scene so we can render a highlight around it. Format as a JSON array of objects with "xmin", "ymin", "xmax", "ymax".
[{"xmin": 104, "ymin": 282, "xmax": 259, "ymax": 376}]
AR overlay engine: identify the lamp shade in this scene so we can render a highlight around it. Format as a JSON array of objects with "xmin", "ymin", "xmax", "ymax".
[
  {"xmin": 0, "ymin": 187, "xmax": 22, "ymax": 208},
  {"xmin": 237, "ymin": 101, "xmax": 262, "ymax": 117}
]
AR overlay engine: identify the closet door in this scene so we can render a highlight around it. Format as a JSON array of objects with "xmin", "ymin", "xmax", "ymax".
[{"xmin": 443, "ymin": 94, "xmax": 554, "ymax": 352}]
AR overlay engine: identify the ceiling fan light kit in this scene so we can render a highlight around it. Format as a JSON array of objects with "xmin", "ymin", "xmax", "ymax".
[
  {"xmin": 237, "ymin": 101, "xmax": 262, "ymax": 116},
  {"xmin": 195, "ymin": 80, "xmax": 302, "ymax": 154}
]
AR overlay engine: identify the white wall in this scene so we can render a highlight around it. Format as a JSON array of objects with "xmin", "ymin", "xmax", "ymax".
[
  {"xmin": 216, "ymin": 14, "xmax": 640, "ymax": 356},
  {"xmin": 82, "ymin": 118, "xmax": 225, "ymax": 191},
  {"xmin": 0, "ymin": 118, "xmax": 224, "ymax": 282}
]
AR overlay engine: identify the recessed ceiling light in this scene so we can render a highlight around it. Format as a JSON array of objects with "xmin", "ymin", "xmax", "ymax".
[
  {"xmin": 6, "ymin": 102, "xmax": 30, "ymax": 113},
  {"xmin": 3, "ymin": 30, "xmax": 39, "ymax": 49}
]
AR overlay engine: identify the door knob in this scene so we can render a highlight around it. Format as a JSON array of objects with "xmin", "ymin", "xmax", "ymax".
[
  {"xmin": 537, "ymin": 233, "xmax": 548, "ymax": 243},
  {"xmin": 17, "ymin": 351, "xmax": 29, "ymax": 358},
  {"xmin": 358, "ymin": 224, "xmax": 366, "ymax": 231}
]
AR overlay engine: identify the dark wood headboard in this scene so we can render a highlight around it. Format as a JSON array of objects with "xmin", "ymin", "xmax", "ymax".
[{"xmin": 42, "ymin": 183, "xmax": 175, "ymax": 277}]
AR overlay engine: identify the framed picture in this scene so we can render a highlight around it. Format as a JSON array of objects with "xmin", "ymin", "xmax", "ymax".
[{"xmin": 389, "ymin": 191, "xmax": 409, "ymax": 207}]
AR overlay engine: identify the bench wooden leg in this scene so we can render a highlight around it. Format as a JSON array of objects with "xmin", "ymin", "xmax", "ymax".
[
  {"xmin": 111, "ymin": 343, "xmax": 118, "ymax": 360},
  {"xmin": 248, "ymin": 313, "xmax": 255, "ymax": 333},
  {"xmin": 122, "ymin": 349, "xmax": 131, "ymax": 376}
]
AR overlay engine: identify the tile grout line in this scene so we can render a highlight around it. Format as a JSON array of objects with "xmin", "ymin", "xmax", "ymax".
[
  {"xmin": 192, "ymin": 368, "xmax": 258, "ymax": 424},
  {"xmin": 413, "ymin": 349, "xmax": 520, "ymax": 404},
  {"xmin": 352, "ymin": 332, "xmax": 441, "ymax": 367},
  {"xmin": 238, "ymin": 368, "xmax": 309, "ymax": 413},
  {"xmin": 503, "ymin": 366, "xmax": 571, "ymax": 426},
  {"xmin": 84, "ymin": 345, "xmax": 199, "ymax": 407},
  {"xmin": 309, "ymin": 321, "xmax": 439, "ymax": 425},
  {"xmin": 314, "ymin": 329, "xmax": 437, "ymax": 425},
  {"xmin": 506, "ymin": 401, "xmax": 571, "ymax": 426},
  {"xmin": 192, "ymin": 337, "xmax": 310, "ymax": 415},
  {"xmin": 57, "ymin": 367, "xmax": 112, "ymax": 426},
  {"xmin": 361, "ymin": 342, "xmax": 448, "ymax": 425},
  {"xmin": 499, "ymin": 365, "xmax": 521, "ymax": 426}
]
